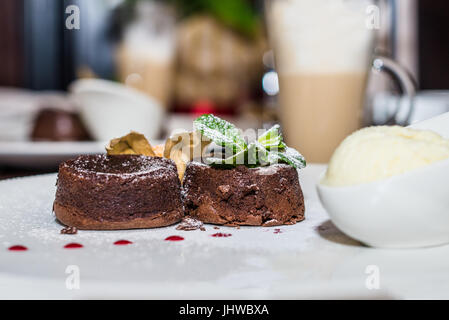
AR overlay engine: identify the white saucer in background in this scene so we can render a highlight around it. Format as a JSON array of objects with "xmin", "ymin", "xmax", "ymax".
[{"xmin": 0, "ymin": 141, "xmax": 106, "ymax": 168}]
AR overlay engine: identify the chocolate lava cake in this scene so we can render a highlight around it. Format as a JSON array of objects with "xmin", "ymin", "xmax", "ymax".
[
  {"xmin": 182, "ymin": 162, "xmax": 305, "ymax": 226},
  {"xmin": 31, "ymin": 108, "xmax": 91, "ymax": 141},
  {"xmin": 54, "ymin": 154, "xmax": 183, "ymax": 230}
]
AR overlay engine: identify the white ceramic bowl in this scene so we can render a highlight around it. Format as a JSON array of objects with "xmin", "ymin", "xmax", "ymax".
[
  {"xmin": 317, "ymin": 158, "xmax": 449, "ymax": 248},
  {"xmin": 69, "ymin": 79, "xmax": 164, "ymax": 141}
]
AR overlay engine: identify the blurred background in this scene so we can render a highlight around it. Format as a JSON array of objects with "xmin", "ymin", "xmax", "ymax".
[{"xmin": 0, "ymin": 0, "xmax": 448, "ymax": 177}]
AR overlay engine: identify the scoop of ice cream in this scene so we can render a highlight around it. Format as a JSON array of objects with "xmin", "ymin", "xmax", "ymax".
[{"xmin": 322, "ymin": 126, "xmax": 449, "ymax": 187}]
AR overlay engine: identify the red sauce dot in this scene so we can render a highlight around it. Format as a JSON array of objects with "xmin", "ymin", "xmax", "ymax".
[
  {"xmin": 211, "ymin": 233, "xmax": 232, "ymax": 238},
  {"xmin": 8, "ymin": 245, "xmax": 27, "ymax": 251},
  {"xmin": 114, "ymin": 240, "xmax": 133, "ymax": 245},
  {"xmin": 165, "ymin": 235, "xmax": 184, "ymax": 241},
  {"xmin": 64, "ymin": 243, "xmax": 83, "ymax": 249},
  {"xmin": 274, "ymin": 228, "xmax": 282, "ymax": 234}
]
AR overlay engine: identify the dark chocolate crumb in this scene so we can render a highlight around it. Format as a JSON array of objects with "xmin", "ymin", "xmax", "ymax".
[
  {"xmin": 61, "ymin": 226, "xmax": 78, "ymax": 234},
  {"xmin": 176, "ymin": 216, "xmax": 204, "ymax": 231}
]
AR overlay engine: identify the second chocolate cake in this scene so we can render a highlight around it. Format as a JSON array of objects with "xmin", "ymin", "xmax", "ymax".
[
  {"xmin": 54, "ymin": 154, "xmax": 183, "ymax": 230},
  {"xmin": 182, "ymin": 162, "xmax": 305, "ymax": 226}
]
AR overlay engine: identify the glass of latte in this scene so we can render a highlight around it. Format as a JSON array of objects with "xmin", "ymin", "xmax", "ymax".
[{"xmin": 266, "ymin": 0, "xmax": 416, "ymax": 163}]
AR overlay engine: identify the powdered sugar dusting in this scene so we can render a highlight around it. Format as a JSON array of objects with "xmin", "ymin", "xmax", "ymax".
[
  {"xmin": 253, "ymin": 164, "xmax": 284, "ymax": 176},
  {"xmin": 62, "ymin": 154, "xmax": 176, "ymax": 180}
]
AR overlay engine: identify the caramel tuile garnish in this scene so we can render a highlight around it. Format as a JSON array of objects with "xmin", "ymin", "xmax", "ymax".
[
  {"xmin": 164, "ymin": 130, "xmax": 210, "ymax": 181},
  {"xmin": 152, "ymin": 144, "xmax": 165, "ymax": 158},
  {"xmin": 106, "ymin": 130, "xmax": 209, "ymax": 182},
  {"xmin": 106, "ymin": 131, "xmax": 155, "ymax": 157}
]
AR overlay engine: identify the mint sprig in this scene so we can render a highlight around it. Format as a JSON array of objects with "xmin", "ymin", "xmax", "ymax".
[
  {"xmin": 194, "ymin": 114, "xmax": 306, "ymax": 169},
  {"xmin": 194, "ymin": 114, "xmax": 247, "ymax": 154}
]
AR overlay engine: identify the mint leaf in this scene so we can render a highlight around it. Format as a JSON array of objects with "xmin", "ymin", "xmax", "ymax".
[
  {"xmin": 247, "ymin": 141, "xmax": 270, "ymax": 166},
  {"xmin": 207, "ymin": 142, "xmax": 270, "ymax": 167},
  {"xmin": 206, "ymin": 149, "xmax": 246, "ymax": 166},
  {"xmin": 267, "ymin": 147, "xmax": 306, "ymax": 169},
  {"xmin": 194, "ymin": 114, "xmax": 247, "ymax": 153},
  {"xmin": 257, "ymin": 124, "xmax": 286, "ymax": 151}
]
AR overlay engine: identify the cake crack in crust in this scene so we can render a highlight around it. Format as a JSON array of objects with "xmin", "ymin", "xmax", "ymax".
[
  {"xmin": 54, "ymin": 155, "xmax": 183, "ymax": 230},
  {"xmin": 182, "ymin": 162, "xmax": 305, "ymax": 226}
]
